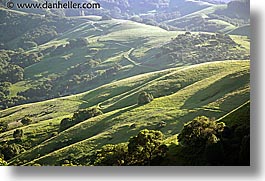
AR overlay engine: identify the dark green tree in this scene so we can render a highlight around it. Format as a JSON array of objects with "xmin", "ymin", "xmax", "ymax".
[
  {"xmin": 239, "ymin": 135, "xmax": 250, "ymax": 165},
  {"xmin": 128, "ymin": 129, "xmax": 166, "ymax": 165},
  {"xmin": 178, "ymin": 116, "xmax": 225, "ymax": 147},
  {"xmin": 137, "ymin": 91, "xmax": 154, "ymax": 105},
  {"xmin": 13, "ymin": 129, "xmax": 23, "ymax": 140},
  {"xmin": 94, "ymin": 143, "xmax": 128, "ymax": 166},
  {"xmin": 205, "ymin": 141, "xmax": 225, "ymax": 165},
  {"xmin": 21, "ymin": 116, "xmax": 33, "ymax": 125},
  {"xmin": 59, "ymin": 118, "xmax": 73, "ymax": 132},
  {"xmin": 72, "ymin": 108, "xmax": 102, "ymax": 123},
  {"xmin": 0, "ymin": 143, "xmax": 23, "ymax": 160},
  {"xmin": 0, "ymin": 122, "xmax": 8, "ymax": 133}
]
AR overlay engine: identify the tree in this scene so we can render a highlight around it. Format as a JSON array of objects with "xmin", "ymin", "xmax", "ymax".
[
  {"xmin": 59, "ymin": 108, "xmax": 103, "ymax": 132},
  {"xmin": 59, "ymin": 118, "xmax": 73, "ymax": 132},
  {"xmin": 13, "ymin": 129, "xmax": 23, "ymax": 140},
  {"xmin": 239, "ymin": 135, "xmax": 250, "ymax": 165},
  {"xmin": 68, "ymin": 38, "xmax": 88, "ymax": 48},
  {"xmin": 178, "ymin": 116, "xmax": 225, "ymax": 147},
  {"xmin": 0, "ymin": 143, "xmax": 23, "ymax": 160},
  {"xmin": 137, "ymin": 91, "xmax": 153, "ymax": 105},
  {"xmin": 72, "ymin": 108, "xmax": 103, "ymax": 123},
  {"xmin": 0, "ymin": 122, "xmax": 8, "ymax": 133},
  {"xmin": 21, "ymin": 116, "xmax": 33, "ymax": 125},
  {"xmin": 94, "ymin": 143, "xmax": 128, "ymax": 166},
  {"xmin": 128, "ymin": 129, "xmax": 166, "ymax": 165},
  {"xmin": 205, "ymin": 141, "xmax": 225, "ymax": 165}
]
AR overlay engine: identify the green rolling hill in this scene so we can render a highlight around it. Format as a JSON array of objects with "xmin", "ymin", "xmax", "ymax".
[
  {"xmin": 0, "ymin": 60, "xmax": 250, "ymax": 165},
  {"xmin": 0, "ymin": 0, "xmax": 250, "ymax": 166}
]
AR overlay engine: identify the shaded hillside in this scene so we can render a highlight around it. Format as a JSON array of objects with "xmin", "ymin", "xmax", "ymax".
[
  {"xmin": 228, "ymin": 25, "xmax": 250, "ymax": 37},
  {"xmin": 0, "ymin": 7, "xmax": 249, "ymax": 110},
  {"xmin": 0, "ymin": 60, "xmax": 250, "ymax": 165}
]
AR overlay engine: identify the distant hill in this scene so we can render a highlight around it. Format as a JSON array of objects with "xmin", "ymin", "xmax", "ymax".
[
  {"xmin": 0, "ymin": 0, "xmax": 250, "ymax": 166},
  {"xmin": 0, "ymin": 7, "xmax": 249, "ymax": 110},
  {"xmin": 0, "ymin": 0, "xmax": 250, "ymax": 33}
]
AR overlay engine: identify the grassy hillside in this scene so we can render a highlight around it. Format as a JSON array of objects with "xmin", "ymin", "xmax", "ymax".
[
  {"xmin": 0, "ymin": 6, "xmax": 250, "ymax": 110},
  {"xmin": 165, "ymin": 2, "xmax": 249, "ymax": 34},
  {"xmin": 0, "ymin": 1, "xmax": 250, "ymax": 166},
  {"xmin": 0, "ymin": 60, "xmax": 249, "ymax": 165},
  {"xmin": 228, "ymin": 25, "xmax": 250, "ymax": 37}
]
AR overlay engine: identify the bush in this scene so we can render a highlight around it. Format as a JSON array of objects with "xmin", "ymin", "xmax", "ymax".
[
  {"xmin": 13, "ymin": 129, "xmax": 23, "ymax": 140},
  {"xmin": 21, "ymin": 117, "xmax": 33, "ymax": 125},
  {"xmin": 0, "ymin": 122, "xmax": 8, "ymax": 133},
  {"xmin": 72, "ymin": 108, "xmax": 102, "ymax": 123},
  {"xmin": 68, "ymin": 38, "xmax": 88, "ymax": 48},
  {"xmin": 59, "ymin": 108, "xmax": 103, "ymax": 132},
  {"xmin": 59, "ymin": 118, "xmax": 73, "ymax": 132},
  {"xmin": 137, "ymin": 92, "xmax": 153, "ymax": 105}
]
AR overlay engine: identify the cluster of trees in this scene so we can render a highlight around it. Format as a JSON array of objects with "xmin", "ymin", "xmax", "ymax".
[
  {"xmin": 94, "ymin": 129, "xmax": 167, "ymax": 166},
  {"xmin": 21, "ymin": 25, "xmax": 58, "ymax": 45},
  {"xmin": 0, "ymin": 8, "xmax": 79, "ymax": 49},
  {"xmin": 59, "ymin": 108, "xmax": 103, "ymax": 132},
  {"xmin": 94, "ymin": 116, "xmax": 250, "ymax": 166},
  {"xmin": 0, "ymin": 52, "xmax": 24, "ymax": 84},
  {"xmin": 170, "ymin": 15, "xmax": 228, "ymax": 32},
  {"xmin": 18, "ymin": 83, "xmax": 53, "ymax": 102},
  {"xmin": 0, "ymin": 48, "xmax": 43, "ymax": 109},
  {"xmin": 0, "ymin": 142, "xmax": 25, "ymax": 161},
  {"xmin": 13, "ymin": 129, "xmax": 24, "ymax": 141},
  {"xmin": 50, "ymin": 38, "xmax": 89, "ymax": 56},
  {"xmin": 0, "ymin": 58, "xmax": 27, "ymax": 109},
  {"xmin": 0, "ymin": 128, "xmax": 25, "ymax": 163},
  {"xmin": 160, "ymin": 32, "xmax": 249, "ymax": 64}
]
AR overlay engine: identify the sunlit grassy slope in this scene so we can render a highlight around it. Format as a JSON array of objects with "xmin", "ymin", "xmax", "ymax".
[
  {"xmin": 8, "ymin": 9, "xmax": 250, "ymax": 95},
  {"xmin": 0, "ymin": 60, "xmax": 249, "ymax": 165},
  {"xmin": 165, "ymin": 4, "xmax": 242, "ymax": 34},
  {"xmin": 3, "ymin": 7, "xmax": 249, "ymax": 101},
  {"xmin": 9, "ymin": 17, "xmax": 183, "ymax": 96}
]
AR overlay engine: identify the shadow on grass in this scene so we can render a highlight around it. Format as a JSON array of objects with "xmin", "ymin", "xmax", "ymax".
[{"xmin": 181, "ymin": 71, "xmax": 249, "ymax": 111}]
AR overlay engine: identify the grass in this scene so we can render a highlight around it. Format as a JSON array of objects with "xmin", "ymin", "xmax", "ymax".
[
  {"xmin": 0, "ymin": 60, "xmax": 250, "ymax": 165},
  {"xmin": 0, "ymin": 8, "xmax": 250, "ymax": 165}
]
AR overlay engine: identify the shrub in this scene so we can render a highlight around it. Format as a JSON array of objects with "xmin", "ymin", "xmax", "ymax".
[
  {"xmin": 137, "ymin": 92, "xmax": 153, "ymax": 105},
  {"xmin": 13, "ymin": 129, "xmax": 23, "ymax": 140},
  {"xmin": 68, "ymin": 38, "xmax": 88, "ymax": 48},
  {"xmin": 59, "ymin": 118, "xmax": 73, "ymax": 132},
  {"xmin": 21, "ymin": 117, "xmax": 33, "ymax": 125},
  {"xmin": 59, "ymin": 108, "xmax": 103, "ymax": 132},
  {"xmin": 72, "ymin": 108, "xmax": 102, "ymax": 123},
  {"xmin": 0, "ymin": 122, "xmax": 8, "ymax": 133}
]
